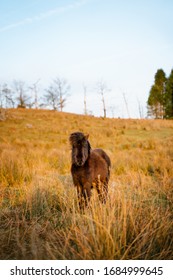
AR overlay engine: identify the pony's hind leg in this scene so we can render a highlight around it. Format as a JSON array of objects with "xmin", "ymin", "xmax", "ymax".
[
  {"xmin": 102, "ymin": 183, "xmax": 108, "ymax": 203},
  {"xmin": 96, "ymin": 179, "xmax": 108, "ymax": 204}
]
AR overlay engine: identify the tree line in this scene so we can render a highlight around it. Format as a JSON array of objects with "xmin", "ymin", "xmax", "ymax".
[
  {"xmin": 147, "ymin": 68, "xmax": 173, "ymax": 119},
  {"xmin": 0, "ymin": 77, "xmax": 70, "ymax": 112},
  {"xmin": 1, "ymin": 70, "xmax": 173, "ymax": 119},
  {"xmin": 0, "ymin": 77, "xmax": 110, "ymax": 118}
]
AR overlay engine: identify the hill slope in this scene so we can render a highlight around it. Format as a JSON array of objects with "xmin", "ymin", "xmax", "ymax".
[{"xmin": 0, "ymin": 109, "xmax": 173, "ymax": 259}]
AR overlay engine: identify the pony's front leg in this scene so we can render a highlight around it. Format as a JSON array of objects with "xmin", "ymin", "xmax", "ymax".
[
  {"xmin": 77, "ymin": 183, "xmax": 91, "ymax": 210},
  {"xmin": 83, "ymin": 182, "xmax": 92, "ymax": 208},
  {"xmin": 76, "ymin": 185, "xmax": 84, "ymax": 210}
]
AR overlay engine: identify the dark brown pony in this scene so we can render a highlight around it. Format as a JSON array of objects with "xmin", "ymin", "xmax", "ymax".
[{"xmin": 69, "ymin": 132, "xmax": 111, "ymax": 209}]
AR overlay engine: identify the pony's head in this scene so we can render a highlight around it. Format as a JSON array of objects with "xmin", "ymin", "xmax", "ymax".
[{"xmin": 69, "ymin": 132, "xmax": 91, "ymax": 166}]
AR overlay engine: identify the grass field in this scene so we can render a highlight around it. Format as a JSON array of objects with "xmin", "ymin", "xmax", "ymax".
[{"xmin": 0, "ymin": 108, "xmax": 173, "ymax": 260}]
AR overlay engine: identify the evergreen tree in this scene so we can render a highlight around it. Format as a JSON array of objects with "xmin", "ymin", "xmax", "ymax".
[
  {"xmin": 147, "ymin": 69, "xmax": 166, "ymax": 118},
  {"xmin": 164, "ymin": 69, "xmax": 173, "ymax": 119}
]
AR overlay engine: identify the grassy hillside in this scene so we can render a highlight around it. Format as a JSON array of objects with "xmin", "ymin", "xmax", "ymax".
[{"xmin": 0, "ymin": 108, "xmax": 173, "ymax": 259}]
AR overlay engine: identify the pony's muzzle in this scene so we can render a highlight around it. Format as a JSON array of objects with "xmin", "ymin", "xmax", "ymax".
[{"xmin": 76, "ymin": 159, "xmax": 84, "ymax": 166}]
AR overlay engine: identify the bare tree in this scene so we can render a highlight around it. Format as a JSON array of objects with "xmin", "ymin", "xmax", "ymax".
[
  {"xmin": 137, "ymin": 98, "xmax": 144, "ymax": 119},
  {"xmin": 97, "ymin": 80, "xmax": 110, "ymax": 118},
  {"xmin": 55, "ymin": 77, "xmax": 70, "ymax": 111},
  {"xmin": 0, "ymin": 84, "xmax": 5, "ymax": 108},
  {"xmin": 0, "ymin": 84, "xmax": 2, "ymax": 108},
  {"xmin": 122, "ymin": 92, "xmax": 130, "ymax": 118},
  {"xmin": 45, "ymin": 77, "xmax": 70, "ymax": 111},
  {"xmin": 29, "ymin": 79, "xmax": 40, "ymax": 109},
  {"xmin": 83, "ymin": 84, "xmax": 87, "ymax": 115},
  {"xmin": 13, "ymin": 80, "xmax": 30, "ymax": 108},
  {"xmin": 109, "ymin": 105, "xmax": 116, "ymax": 118},
  {"xmin": 2, "ymin": 83, "xmax": 15, "ymax": 108},
  {"xmin": 44, "ymin": 85, "xmax": 59, "ymax": 110}
]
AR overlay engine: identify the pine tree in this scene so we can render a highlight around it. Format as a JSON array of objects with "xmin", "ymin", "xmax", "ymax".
[
  {"xmin": 164, "ymin": 69, "xmax": 173, "ymax": 119},
  {"xmin": 147, "ymin": 69, "xmax": 167, "ymax": 118}
]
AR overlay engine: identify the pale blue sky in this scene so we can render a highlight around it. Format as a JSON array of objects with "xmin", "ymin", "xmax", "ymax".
[{"xmin": 0, "ymin": 0, "xmax": 173, "ymax": 117}]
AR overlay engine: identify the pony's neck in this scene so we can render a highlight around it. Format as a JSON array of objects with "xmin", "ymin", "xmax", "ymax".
[{"xmin": 87, "ymin": 140, "xmax": 91, "ymax": 154}]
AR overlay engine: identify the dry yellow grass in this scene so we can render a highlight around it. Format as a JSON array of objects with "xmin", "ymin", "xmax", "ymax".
[{"xmin": 0, "ymin": 108, "xmax": 173, "ymax": 259}]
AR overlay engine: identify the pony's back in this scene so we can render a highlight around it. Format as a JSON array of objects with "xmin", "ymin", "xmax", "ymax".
[{"xmin": 93, "ymin": 148, "xmax": 111, "ymax": 170}]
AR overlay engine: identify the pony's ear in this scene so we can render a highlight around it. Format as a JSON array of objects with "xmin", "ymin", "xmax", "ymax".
[
  {"xmin": 69, "ymin": 134, "xmax": 73, "ymax": 144},
  {"xmin": 84, "ymin": 134, "xmax": 89, "ymax": 140}
]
